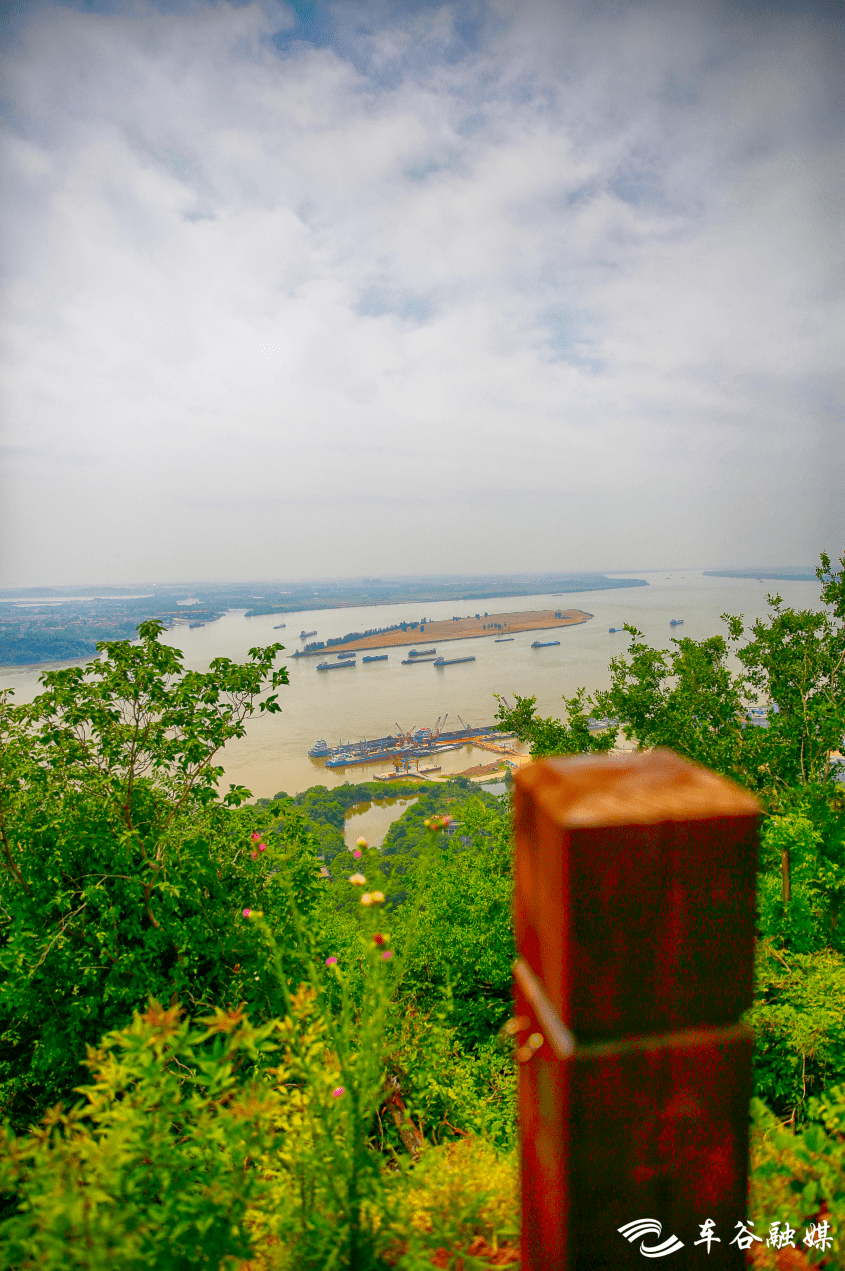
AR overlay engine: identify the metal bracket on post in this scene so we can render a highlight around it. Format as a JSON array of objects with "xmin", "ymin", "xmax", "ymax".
[{"xmin": 512, "ymin": 749, "xmax": 760, "ymax": 1270}]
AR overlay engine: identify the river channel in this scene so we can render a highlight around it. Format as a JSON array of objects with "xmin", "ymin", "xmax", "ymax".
[{"xmin": 1, "ymin": 571, "xmax": 822, "ymax": 798}]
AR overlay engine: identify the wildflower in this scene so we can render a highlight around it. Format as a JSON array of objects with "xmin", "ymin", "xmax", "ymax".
[
  {"xmin": 259, "ymin": 843, "xmax": 267, "ymax": 852},
  {"xmin": 325, "ymin": 956, "xmax": 338, "ymax": 966},
  {"xmin": 250, "ymin": 851, "xmax": 258, "ymax": 860},
  {"xmin": 243, "ymin": 908, "xmax": 251, "ymax": 918},
  {"xmin": 357, "ymin": 836, "xmax": 367, "ymax": 849},
  {"xmin": 361, "ymin": 893, "xmax": 373, "ymax": 906},
  {"xmin": 352, "ymin": 848, "xmax": 362, "ymax": 859},
  {"xmin": 332, "ymin": 1087, "xmax": 345, "ymax": 1098},
  {"xmin": 251, "ymin": 832, "xmax": 260, "ymax": 841},
  {"xmin": 373, "ymin": 933, "xmax": 385, "ymax": 945},
  {"xmin": 370, "ymin": 891, "xmax": 385, "ymax": 904},
  {"xmin": 381, "ymin": 950, "xmax": 393, "ymax": 961},
  {"xmin": 349, "ymin": 873, "xmax": 366, "ymax": 886}
]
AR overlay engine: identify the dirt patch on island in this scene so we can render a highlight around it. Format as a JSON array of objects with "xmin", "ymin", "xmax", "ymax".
[{"xmin": 296, "ymin": 608, "xmax": 591, "ymax": 657}]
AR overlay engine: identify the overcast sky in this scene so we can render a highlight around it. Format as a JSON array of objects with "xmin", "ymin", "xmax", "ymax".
[{"xmin": 1, "ymin": 0, "xmax": 842, "ymax": 586}]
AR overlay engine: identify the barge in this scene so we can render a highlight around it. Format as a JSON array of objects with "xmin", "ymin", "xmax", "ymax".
[
  {"xmin": 531, "ymin": 639, "xmax": 560, "ymax": 648},
  {"xmin": 316, "ymin": 660, "xmax": 355, "ymax": 671},
  {"xmin": 362, "ymin": 654, "xmax": 388, "ymax": 663},
  {"xmin": 433, "ymin": 655, "xmax": 476, "ymax": 666}
]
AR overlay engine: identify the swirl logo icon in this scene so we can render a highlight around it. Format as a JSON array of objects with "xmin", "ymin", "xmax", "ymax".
[{"xmin": 618, "ymin": 1219, "xmax": 685, "ymax": 1258}]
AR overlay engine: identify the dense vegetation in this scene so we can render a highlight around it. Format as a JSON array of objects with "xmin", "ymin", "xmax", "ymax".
[{"xmin": 0, "ymin": 553, "xmax": 843, "ymax": 1268}]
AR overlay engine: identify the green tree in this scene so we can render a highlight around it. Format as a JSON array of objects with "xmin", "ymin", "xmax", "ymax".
[
  {"xmin": 0, "ymin": 622, "xmax": 317, "ymax": 1129},
  {"xmin": 493, "ymin": 687, "xmax": 618, "ymax": 759}
]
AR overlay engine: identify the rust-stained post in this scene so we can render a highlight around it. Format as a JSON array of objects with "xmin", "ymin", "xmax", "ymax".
[{"xmin": 512, "ymin": 750, "xmax": 759, "ymax": 1269}]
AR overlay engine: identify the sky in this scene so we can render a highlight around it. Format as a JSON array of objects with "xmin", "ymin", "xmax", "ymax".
[{"xmin": 1, "ymin": 0, "xmax": 843, "ymax": 586}]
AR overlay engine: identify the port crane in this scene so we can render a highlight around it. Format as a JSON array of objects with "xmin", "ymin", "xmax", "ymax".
[{"xmin": 395, "ymin": 722, "xmax": 417, "ymax": 746}]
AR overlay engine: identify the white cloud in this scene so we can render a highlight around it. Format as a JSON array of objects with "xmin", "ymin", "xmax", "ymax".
[{"xmin": 1, "ymin": 0, "xmax": 842, "ymax": 584}]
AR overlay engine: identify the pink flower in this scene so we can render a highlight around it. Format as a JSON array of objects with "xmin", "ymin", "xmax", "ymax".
[
  {"xmin": 243, "ymin": 908, "xmax": 251, "ymax": 918},
  {"xmin": 251, "ymin": 833, "xmax": 260, "ymax": 841},
  {"xmin": 250, "ymin": 851, "xmax": 258, "ymax": 860},
  {"xmin": 259, "ymin": 843, "xmax": 267, "ymax": 852},
  {"xmin": 325, "ymin": 956, "xmax": 338, "ymax": 966},
  {"xmin": 332, "ymin": 1086, "xmax": 345, "ymax": 1098},
  {"xmin": 381, "ymin": 950, "xmax": 393, "ymax": 961},
  {"xmin": 352, "ymin": 849, "xmax": 362, "ymax": 860}
]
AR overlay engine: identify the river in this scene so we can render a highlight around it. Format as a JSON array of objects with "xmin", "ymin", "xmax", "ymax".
[{"xmin": 1, "ymin": 571, "xmax": 822, "ymax": 798}]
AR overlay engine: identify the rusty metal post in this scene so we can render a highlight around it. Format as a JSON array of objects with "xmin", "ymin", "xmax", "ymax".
[{"xmin": 512, "ymin": 750, "xmax": 759, "ymax": 1269}]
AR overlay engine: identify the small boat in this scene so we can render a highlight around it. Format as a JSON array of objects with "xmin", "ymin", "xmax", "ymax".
[
  {"xmin": 531, "ymin": 640, "xmax": 560, "ymax": 648},
  {"xmin": 316, "ymin": 660, "xmax": 355, "ymax": 671},
  {"xmin": 401, "ymin": 656, "xmax": 437, "ymax": 664},
  {"xmin": 494, "ymin": 637, "xmax": 514, "ymax": 642},
  {"xmin": 669, "ymin": 619, "xmax": 685, "ymax": 626},
  {"xmin": 300, "ymin": 629, "xmax": 317, "ymax": 638},
  {"xmin": 608, "ymin": 627, "xmax": 622, "ymax": 633},
  {"xmin": 433, "ymin": 655, "xmax": 476, "ymax": 666},
  {"xmin": 408, "ymin": 648, "xmax": 436, "ymax": 657},
  {"xmin": 362, "ymin": 654, "xmax": 388, "ymax": 663},
  {"xmin": 273, "ymin": 623, "xmax": 286, "ymax": 629}
]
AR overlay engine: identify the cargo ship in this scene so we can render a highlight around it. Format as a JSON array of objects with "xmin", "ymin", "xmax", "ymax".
[
  {"xmin": 401, "ymin": 656, "xmax": 437, "ymax": 664},
  {"xmin": 336, "ymin": 651, "xmax": 356, "ymax": 659},
  {"xmin": 494, "ymin": 637, "xmax": 514, "ymax": 642},
  {"xmin": 273, "ymin": 623, "xmax": 286, "ymax": 629},
  {"xmin": 300, "ymin": 629, "xmax": 317, "ymax": 638},
  {"xmin": 408, "ymin": 648, "xmax": 435, "ymax": 657},
  {"xmin": 531, "ymin": 639, "xmax": 560, "ymax": 648},
  {"xmin": 362, "ymin": 654, "xmax": 388, "ymax": 663},
  {"xmin": 433, "ymin": 655, "xmax": 476, "ymax": 666},
  {"xmin": 316, "ymin": 660, "xmax": 355, "ymax": 671},
  {"xmin": 307, "ymin": 722, "xmax": 513, "ymax": 768}
]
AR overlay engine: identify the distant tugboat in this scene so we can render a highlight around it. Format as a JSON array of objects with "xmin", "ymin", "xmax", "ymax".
[
  {"xmin": 669, "ymin": 619, "xmax": 685, "ymax": 626},
  {"xmin": 531, "ymin": 639, "xmax": 560, "ymax": 648}
]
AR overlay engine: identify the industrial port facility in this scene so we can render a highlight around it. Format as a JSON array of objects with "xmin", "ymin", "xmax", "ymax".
[{"xmin": 308, "ymin": 718, "xmax": 513, "ymax": 771}]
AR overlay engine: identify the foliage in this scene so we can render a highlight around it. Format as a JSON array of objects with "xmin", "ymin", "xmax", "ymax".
[
  {"xmin": 0, "ymin": 1001, "xmax": 283, "ymax": 1271},
  {"xmin": 389, "ymin": 798, "xmax": 515, "ymax": 1051},
  {"xmin": 747, "ymin": 939, "xmax": 845, "ymax": 1119},
  {"xmin": 494, "ymin": 687, "xmax": 618, "ymax": 759},
  {"xmin": 748, "ymin": 1089, "xmax": 845, "ymax": 1267},
  {"xmin": 0, "ymin": 623, "xmax": 307, "ymax": 1129}
]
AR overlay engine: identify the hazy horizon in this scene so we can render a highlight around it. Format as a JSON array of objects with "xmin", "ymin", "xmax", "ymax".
[{"xmin": 2, "ymin": 0, "xmax": 843, "ymax": 587}]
